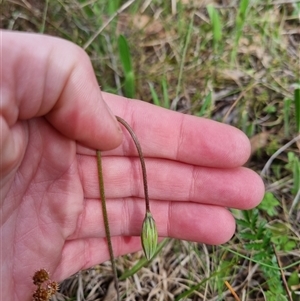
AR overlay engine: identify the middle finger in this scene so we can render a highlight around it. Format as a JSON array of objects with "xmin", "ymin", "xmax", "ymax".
[{"xmin": 79, "ymin": 155, "xmax": 262, "ymax": 209}]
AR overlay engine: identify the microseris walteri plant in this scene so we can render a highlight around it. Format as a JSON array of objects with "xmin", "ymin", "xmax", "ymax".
[
  {"xmin": 114, "ymin": 117, "xmax": 158, "ymax": 260},
  {"xmin": 97, "ymin": 116, "xmax": 158, "ymax": 301}
]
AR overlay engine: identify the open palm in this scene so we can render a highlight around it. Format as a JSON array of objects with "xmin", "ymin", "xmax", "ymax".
[{"xmin": 0, "ymin": 31, "xmax": 264, "ymax": 301}]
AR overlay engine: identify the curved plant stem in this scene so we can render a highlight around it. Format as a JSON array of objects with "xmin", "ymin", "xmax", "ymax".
[{"xmin": 115, "ymin": 116, "xmax": 150, "ymax": 212}]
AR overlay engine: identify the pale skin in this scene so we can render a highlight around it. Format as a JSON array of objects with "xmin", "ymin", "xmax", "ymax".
[{"xmin": 0, "ymin": 30, "xmax": 265, "ymax": 301}]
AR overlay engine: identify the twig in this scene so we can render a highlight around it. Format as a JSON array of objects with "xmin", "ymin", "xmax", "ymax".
[
  {"xmin": 272, "ymin": 244, "xmax": 293, "ymax": 301},
  {"xmin": 224, "ymin": 281, "xmax": 241, "ymax": 301},
  {"xmin": 83, "ymin": 0, "xmax": 136, "ymax": 50},
  {"xmin": 222, "ymin": 82, "xmax": 257, "ymax": 123},
  {"xmin": 260, "ymin": 135, "xmax": 300, "ymax": 177},
  {"xmin": 213, "ymin": 0, "xmax": 300, "ymax": 8}
]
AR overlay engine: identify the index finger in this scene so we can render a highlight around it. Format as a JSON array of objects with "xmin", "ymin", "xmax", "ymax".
[{"xmin": 102, "ymin": 92, "xmax": 251, "ymax": 168}]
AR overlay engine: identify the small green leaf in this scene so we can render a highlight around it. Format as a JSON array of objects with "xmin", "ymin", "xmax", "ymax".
[
  {"xmin": 258, "ymin": 192, "xmax": 280, "ymax": 216},
  {"xmin": 288, "ymin": 271, "xmax": 300, "ymax": 294},
  {"xmin": 240, "ymin": 232, "xmax": 259, "ymax": 240},
  {"xmin": 141, "ymin": 211, "xmax": 158, "ymax": 260}
]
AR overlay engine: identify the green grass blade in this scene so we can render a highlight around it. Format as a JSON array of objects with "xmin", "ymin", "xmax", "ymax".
[
  {"xmin": 197, "ymin": 91, "xmax": 212, "ymax": 117},
  {"xmin": 284, "ymin": 98, "xmax": 292, "ymax": 137},
  {"xmin": 295, "ymin": 88, "xmax": 300, "ymax": 133},
  {"xmin": 40, "ymin": 0, "xmax": 49, "ymax": 33},
  {"xmin": 293, "ymin": 158, "xmax": 300, "ymax": 195},
  {"xmin": 108, "ymin": 0, "xmax": 121, "ymax": 15},
  {"xmin": 118, "ymin": 35, "xmax": 133, "ymax": 74},
  {"xmin": 175, "ymin": 13, "xmax": 194, "ymax": 100},
  {"xmin": 119, "ymin": 239, "xmax": 168, "ymax": 281},
  {"xmin": 221, "ymin": 245, "xmax": 300, "ymax": 270},
  {"xmin": 162, "ymin": 77, "xmax": 170, "ymax": 108},
  {"xmin": 231, "ymin": 0, "xmax": 250, "ymax": 64},
  {"xmin": 206, "ymin": 4, "xmax": 222, "ymax": 49},
  {"xmin": 149, "ymin": 78, "xmax": 170, "ymax": 108},
  {"xmin": 118, "ymin": 34, "xmax": 135, "ymax": 98},
  {"xmin": 124, "ymin": 73, "xmax": 135, "ymax": 99},
  {"xmin": 148, "ymin": 82, "xmax": 161, "ymax": 107}
]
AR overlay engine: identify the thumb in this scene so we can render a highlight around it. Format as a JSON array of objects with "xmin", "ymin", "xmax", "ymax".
[{"xmin": 1, "ymin": 30, "xmax": 122, "ymax": 150}]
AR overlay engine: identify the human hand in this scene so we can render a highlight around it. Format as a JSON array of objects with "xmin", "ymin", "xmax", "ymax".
[{"xmin": 0, "ymin": 30, "xmax": 264, "ymax": 301}]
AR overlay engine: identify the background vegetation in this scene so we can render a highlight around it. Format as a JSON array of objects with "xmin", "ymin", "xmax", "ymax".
[{"xmin": 2, "ymin": 0, "xmax": 300, "ymax": 300}]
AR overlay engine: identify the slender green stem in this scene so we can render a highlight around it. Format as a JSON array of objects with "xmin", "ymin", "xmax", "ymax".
[
  {"xmin": 96, "ymin": 150, "xmax": 120, "ymax": 301},
  {"xmin": 115, "ymin": 116, "xmax": 150, "ymax": 212}
]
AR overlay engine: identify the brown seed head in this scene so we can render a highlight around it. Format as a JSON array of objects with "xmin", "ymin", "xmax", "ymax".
[
  {"xmin": 48, "ymin": 281, "xmax": 59, "ymax": 295},
  {"xmin": 32, "ymin": 287, "xmax": 51, "ymax": 301},
  {"xmin": 32, "ymin": 269, "xmax": 50, "ymax": 286}
]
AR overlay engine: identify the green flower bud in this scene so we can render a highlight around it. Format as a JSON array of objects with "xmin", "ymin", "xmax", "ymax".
[{"xmin": 141, "ymin": 211, "xmax": 158, "ymax": 260}]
